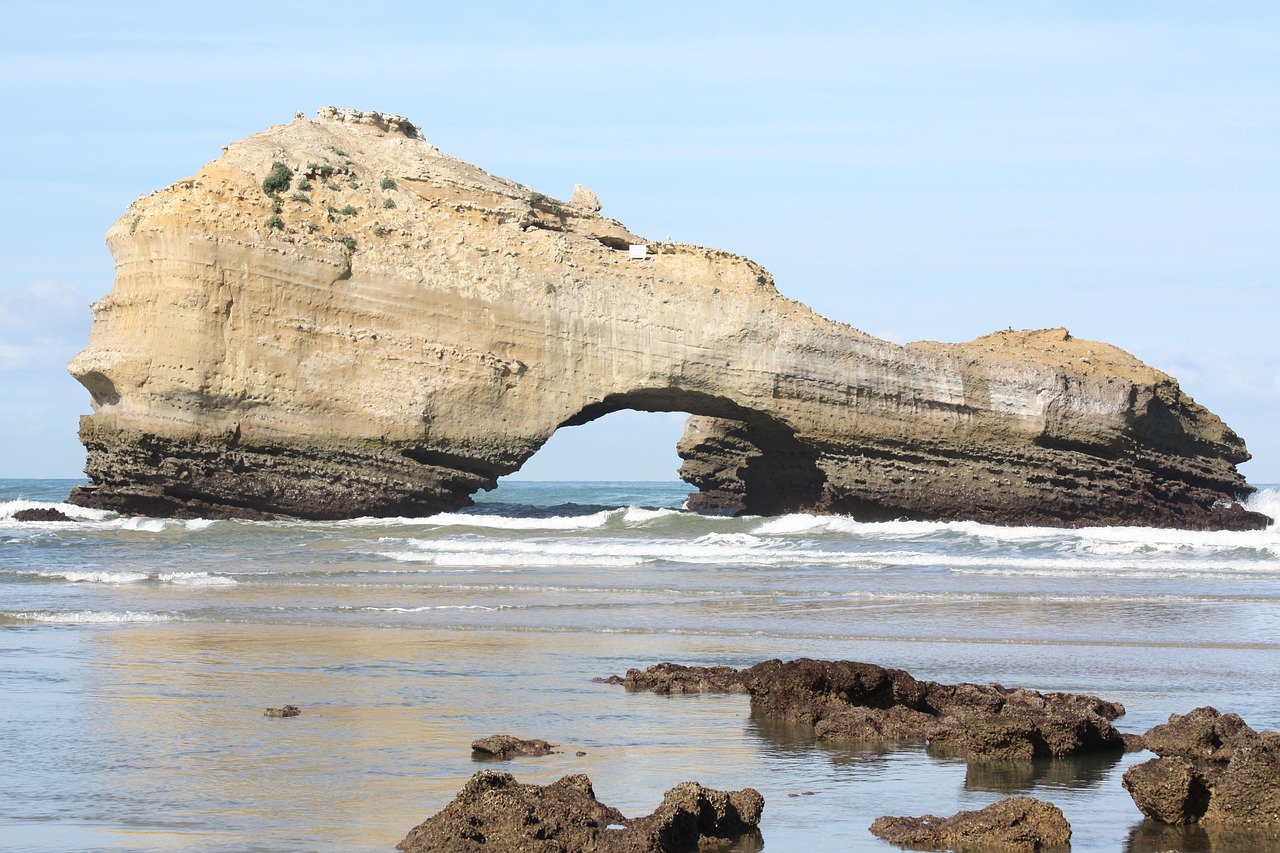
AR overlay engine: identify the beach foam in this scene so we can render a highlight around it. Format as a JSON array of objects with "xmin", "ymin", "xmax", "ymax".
[{"xmin": 5, "ymin": 609, "xmax": 176, "ymax": 624}]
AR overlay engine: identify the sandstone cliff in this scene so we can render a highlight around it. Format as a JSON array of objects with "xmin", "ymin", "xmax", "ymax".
[{"xmin": 68, "ymin": 107, "xmax": 1267, "ymax": 529}]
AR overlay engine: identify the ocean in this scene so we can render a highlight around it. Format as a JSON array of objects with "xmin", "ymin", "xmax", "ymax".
[{"xmin": 2, "ymin": 478, "xmax": 1278, "ymax": 852}]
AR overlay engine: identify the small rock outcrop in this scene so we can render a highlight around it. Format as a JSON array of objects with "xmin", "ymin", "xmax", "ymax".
[
  {"xmin": 264, "ymin": 705, "xmax": 301, "ymax": 717},
  {"xmin": 396, "ymin": 771, "xmax": 763, "ymax": 853},
  {"xmin": 869, "ymin": 796, "xmax": 1071, "ymax": 851},
  {"xmin": 570, "ymin": 183, "xmax": 602, "ymax": 212},
  {"xmin": 68, "ymin": 107, "xmax": 1267, "ymax": 528},
  {"xmin": 613, "ymin": 658, "xmax": 1126, "ymax": 762},
  {"xmin": 1122, "ymin": 707, "xmax": 1280, "ymax": 833},
  {"xmin": 470, "ymin": 735, "xmax": 558, "ymax": 759},
  {"xmin": 12, "ymin": 507, "xmax": 74, "ymax": 522}
]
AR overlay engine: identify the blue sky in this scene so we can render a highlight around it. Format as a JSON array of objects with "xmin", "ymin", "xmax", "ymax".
[{"xmin": 2, "ymin": 1, "xmax": 1277, "ymax": 483}]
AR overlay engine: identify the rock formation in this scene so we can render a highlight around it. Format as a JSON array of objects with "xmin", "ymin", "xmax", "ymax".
[
  {"xmin": 470, "ymin": 734, "xmax": 558, "ymax": 759},
  {"xmin": 610, "ymin": 658, "xmax": 1126, "ymax": 762},
  {"xmin": 12, "ymin": 507, "xmax": 74, "ymax": 522},
  {"xmin": 396, "ymin": 771, "xmax": 763, "ymax": 852},
  {"xmin": 869, "ymin": 796, "xmax": 1072, "ymax": 851},
  {"xmin": 1122, "ymin": 707, "xmax": 1280, "ymax": 833},
  {"xmin": 68, "ymin": 107, "xmax": 1267, "ymax": 528}
]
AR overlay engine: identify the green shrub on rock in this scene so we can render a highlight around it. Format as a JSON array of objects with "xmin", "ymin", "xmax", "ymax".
[{"xmin": 262, "ymin": 162, "xmax": 293, "ymax": 194}]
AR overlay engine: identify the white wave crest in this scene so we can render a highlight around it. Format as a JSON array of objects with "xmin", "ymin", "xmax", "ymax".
[
  {"xmin": 620, "ymin": 506, "xmax": 682, "ymax": 524},
  {"xmin": 156, "ymin": 571, "xmax": 238, "ymax": 586},
  {"xmin": 6, "ymin": 610, "xmax": 176, "ymax": 624},
  {"xmin": 376, "ymin": 547, "xmax": 647, "ymax": 568},
  {"xmin": 39, "ymin": 570, "xmax": 150, "ymax": 584},
  {"xmin": 0, "ymin": 499, "xmax": 117, "ymax": 524},
  {"xmin": 34, "ymin": 569, "xmax": 238, "ymax": 585},
  {"xmin": 1246, "ymin": 486, "xmax": 1279, "ymax": 528},
  {"xmin": 419, "ymin": 509, "xmax": 618, "ymax": 531}
]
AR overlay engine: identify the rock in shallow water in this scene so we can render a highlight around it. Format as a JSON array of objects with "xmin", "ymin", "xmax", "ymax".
[
  {"xmin": 616, "ymin": 658, "xmax": 1126, "ymax": 762},
  {"xmin": 470, "ymin": 734, "xmax": 558, "ymax": 759},
  {"xmin": 66, "ymin": 107, "xmax": 1266, "ymax": 529},
  {"xmin": 869, "ymin": 796, "xmax": 1071, "ymax": 851},
  {"xmin": 396, "ymin": 771, "xmax": 763, "ymax": 852},
  {"xmin": 12, "ymin": 507, "xmax": 74, "ymax": 522},
  {"xmin": 1122, "ymin": 707, "xmax": 1280, "ymax": 835}
]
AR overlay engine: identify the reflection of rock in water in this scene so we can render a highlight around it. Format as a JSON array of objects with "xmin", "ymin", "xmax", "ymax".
[
  {"xmin": 1125, "ymin": 820, "xmax": 1209, "ymax": 852},
  {"xmin": 746, "ymin": 711, "xmax": 903, "ymax": 773},
  {"xmin": 616, "ymin": 658, "xmax": 1127, "ymax": 763},
  {"xmin": 963, "ymin": 751, "xmax": 1126, "ymax": 794}
]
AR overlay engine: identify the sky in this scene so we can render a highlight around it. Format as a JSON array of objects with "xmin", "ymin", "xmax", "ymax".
[{"xmin": 1, "ymin": 1, "xmax": 1277, "ymax": 484}]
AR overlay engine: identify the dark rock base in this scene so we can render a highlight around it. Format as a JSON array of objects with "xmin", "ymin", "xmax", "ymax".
[
  {"xmin": 12, "ymin": 507, "xmax": 74, "ymax": 522},
  {"xmin": 69, "ymin": 421, "xmax": 496, "ymax": 520},
  {"xmin": 470, "ymin": 735, "xmax": 557, "ymax": 759},
  {"xmin": 396, "ymin": 771, "xmax": 763, "ymax": 853},
  {"xmin": 615, "ymin": 658, "xmax": 1126, "ymax": 763},
  {"xmin": 870, "ymin": 796, "xmax": 1071, "ymax": 851},
  {"xmin": 679, "ymin": 417, "xmax": 1269, "ymax": 531}
]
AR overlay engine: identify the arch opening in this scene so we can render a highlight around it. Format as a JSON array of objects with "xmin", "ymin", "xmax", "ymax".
[{"xmin": 488, "ymin": 389, "xmax": 828, "ymax": 515}]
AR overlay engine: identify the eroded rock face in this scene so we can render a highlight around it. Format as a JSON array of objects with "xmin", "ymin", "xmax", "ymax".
[
  {"xmin": 613, "ymin": 658, "xmax": 1126, "ymax": 763},
  {"xmin": 395, "ymin": 771, "xmax": 763, "ymax": 852},
  {"xmin": 1122, "ymin": 707, "xmax": 1280, "ymax": 834},
  {"xmin": 869, "ymin": 796, "xmax": 1072, "ymax": 852},
  {"xmin": 69, "ymin": 107, "xmax": 1267, "ymax": 527}
]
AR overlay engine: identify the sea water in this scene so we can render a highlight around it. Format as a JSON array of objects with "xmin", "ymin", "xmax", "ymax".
[{"xmin": 1, "ymin": 478, "xmax": 1278, "ymax": 852}]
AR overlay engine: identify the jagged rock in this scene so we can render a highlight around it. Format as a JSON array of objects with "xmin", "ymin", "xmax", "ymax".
[
  {"xmin": 12, "ymin": 507, "xmax": 74, "ymax": 522},
  {"xmin": 1122, "ymin": 707, "xmax": 1280, "ymax": 832},
  {"xmin": 570, "ymin": 183, "xmax": 602, "ymax": 212},
  {"xmin": 617, "ymin": 662, "xmax": 750, "ymax": 695},
  {"xmin": 1123, "ymin": 757, "xmax": 1212, "ymax": 824},
  {"xmin": 1142, "ymin": 705, "xmax": 1260, "ymax": 762},
  {"xmin": 68, "ymin": 107, "xmax": 1267, "ymax": 528},
  {"xmin": 611, "ymin": 658, "xmax": 1125, "ymax": 762},
  {"xmin": 395, "ymin": 771, "xmax": 763, "ymax": 852},
  {"xmin": 470, "ymin": 734, "xmax": 558, "ymax": 759},
  {"xmin": 869, "ymin": 796, "xmax": 1071, "ymax": 851},
  {"xmin": 264, "ymin": 705, "xmax": 300, "ymax": 717},
  {"xmin": 1202, "ymin": 740, "xmax": 1280, "ymax": 828}
]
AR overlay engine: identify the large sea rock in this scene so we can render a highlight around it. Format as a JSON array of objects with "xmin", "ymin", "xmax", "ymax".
[
  {"xmin": 68, "ymin": 107, "xmax": 1267, "ymax": 528},
  {"xmin": 613, "ymin": 658, "xmax": 1127, "ymax": 763}
]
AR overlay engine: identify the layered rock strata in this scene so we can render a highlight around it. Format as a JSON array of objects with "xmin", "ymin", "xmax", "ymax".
[
  {"xmin": 69, "ymin": 107, "xmax": 1267, "ymax": 527},
  {"xmin": 396, "ymin": 771, "xmax": 763, "ymax": 852},
  {"xmin": 608, "ymin": 658, "xmax": 1126, "ymax": 762}
]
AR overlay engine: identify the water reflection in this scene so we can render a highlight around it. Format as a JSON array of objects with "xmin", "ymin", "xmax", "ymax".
[
  {"xmin": 1125, "ymin": 820, "xmax": 1280, "ymax": 852},
  {"xmin": 747, "ymin": 708, "xmax": 1123, "ymax": 796},
  {"xmin": 963, "ymin": 752, "xmax": 1123, "ymax": 793}
]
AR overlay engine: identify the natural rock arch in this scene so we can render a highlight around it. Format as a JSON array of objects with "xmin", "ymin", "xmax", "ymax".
[
  {"xmin": 537, "ymin": 389, "xmax": 828, "ymax": 515},
  {"xmin": 67, "ymin": 108, "xmax": 1267, "ymax": 529}
]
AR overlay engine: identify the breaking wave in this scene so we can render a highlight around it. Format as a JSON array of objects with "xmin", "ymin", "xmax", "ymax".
[{"xmin": 3, "ymin": 609, "xmax": 177, "ymax": 624}]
